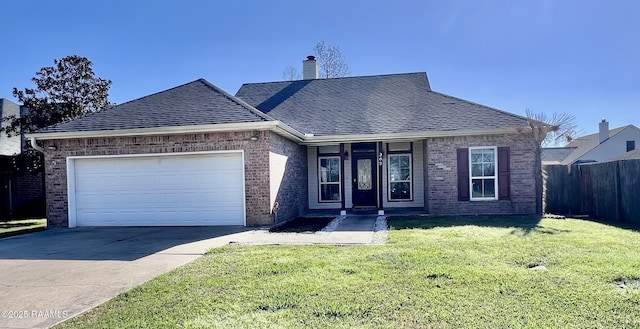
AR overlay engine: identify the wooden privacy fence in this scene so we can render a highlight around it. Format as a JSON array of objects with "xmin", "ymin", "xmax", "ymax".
[{"xmin": 544, "ymin": 160, "xmax": 640, "ymax": 223}]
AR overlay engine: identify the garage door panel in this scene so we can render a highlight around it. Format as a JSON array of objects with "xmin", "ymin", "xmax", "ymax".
[
  {"xmin": 77, "ymin": 203, "xmax": 244, "ymax": 213},
  {"xmin": 71, "ymin": 152, "xmax": 245, "ymax": 227},
  {"xmin": 76, "ymin": 173, "xmax": 242, "ymax": 192},
  {"xmin": 75, "ymin": 188, "xmax": 244, "ymax": 205},
  {"xmin": 76, "ymin": 211, "xmax": 243, "ymax": 226}
]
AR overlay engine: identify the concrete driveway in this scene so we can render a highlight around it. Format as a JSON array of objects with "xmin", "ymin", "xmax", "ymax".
[{"xmin": 0, "ymin": 226, "xmax": 251, "ymax": 329}]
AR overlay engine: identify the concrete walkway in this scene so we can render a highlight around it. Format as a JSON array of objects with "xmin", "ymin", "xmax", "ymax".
[
  {"xmin": 231, "ymin": 215, "xmax": 386, "ymax": 245},
  {"xmin": 0, "ymin": 215, "xmax": 386, "ymax": 328}
]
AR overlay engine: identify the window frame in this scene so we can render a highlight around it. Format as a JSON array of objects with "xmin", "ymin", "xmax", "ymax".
[
  {"xmin": 468, "ymin": 146, "xmax": 498, "ymax": 201},
  {"xmin": 627, "ymin": 140, "xmax": 636, "ymax": 152},
  {"xmin": 387, "ymin": 153, "xmax": 413, "ymax": 201},
  {"xmin": 318, "ymin": 155, "xmax": 342, "ymax": 203}
]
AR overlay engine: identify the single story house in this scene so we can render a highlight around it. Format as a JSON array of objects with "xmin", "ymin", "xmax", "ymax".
[{"xmin": 28, "ymin": 57, "xmax": 540, "ymax": 228}]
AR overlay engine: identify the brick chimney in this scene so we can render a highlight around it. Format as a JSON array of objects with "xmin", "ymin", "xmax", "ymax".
[
  {"xmin": 303, "ymin": 55, "xmax": 318, "ymax": 80},
  {"xmin": 599, "ymin": 118, "xmax": 609, "ymax": 143}
]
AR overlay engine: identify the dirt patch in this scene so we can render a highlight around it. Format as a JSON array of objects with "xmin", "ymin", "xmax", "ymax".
[
  {"xmin": 613, "ymin": 278, "xmax": 640, "ymax": 291},
  {"xmin": 270, "ymin": 217, "xmax": 334, "ymax": 233},
  {"xmin": 527, "ymin": 264, "xmax": 548, "ymax": 271}
]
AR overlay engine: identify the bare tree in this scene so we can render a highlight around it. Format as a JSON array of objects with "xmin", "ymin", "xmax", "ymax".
[
  {"xmin": 526, "ymin": 110, "xmax": 579, "ymax": 147},
  {"xmin": 524, "ymin": 110, "xmax": 579, "ymax": 215},
  {"xmin": 281, "ymin": 41, "xmax": 350, "ymax": 80},
  {"xmin": 282, "ymin": 65, "xmax": 301, "ymax": 81},
  {"xmin": 314, "ymin": 41, "xmax": 350, "ymax": 78}
]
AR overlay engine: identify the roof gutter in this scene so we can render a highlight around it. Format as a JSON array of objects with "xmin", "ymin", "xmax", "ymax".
[
  {"xmin": 30, "ymin": 137, "xmax": 46, "ymax": 153},
  {"xmin": 26, "ymin": 121, "xmax": 305, "ymax": 143},
  {"xmin": 301, "ymin": 127, "xmax": 527, "ymax": 145},
  {"xmin": 25, "ymin": 124, "xmax": 527, "ymax": 147}
]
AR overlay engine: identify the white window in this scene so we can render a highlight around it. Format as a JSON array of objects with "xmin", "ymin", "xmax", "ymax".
[
  {"xmin": 318, "ymin": 156, "xmax": 341, "ymax": 202},
  {"xmin": 388, "ymin": 154, "xmax": 412, "ymax": 200},
  {"xmin": 469, "ymin": 147, "xmax": 497, "ymax": 200}
]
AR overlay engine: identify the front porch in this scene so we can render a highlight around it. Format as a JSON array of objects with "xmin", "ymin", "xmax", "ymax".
[{"xmin": 306, "ymin": 140, "xmax": 425, "ymax": 215}]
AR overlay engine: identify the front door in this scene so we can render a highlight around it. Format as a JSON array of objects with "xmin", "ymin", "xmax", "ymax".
[{"xmin": 351, "ymin": 143, "xmax": 377, "ymax": 207}]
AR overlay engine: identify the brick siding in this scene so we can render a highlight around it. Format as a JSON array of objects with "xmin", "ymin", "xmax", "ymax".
[
  {"xmin": 268, "ymin": 132, "xmax": 308, "ymax": 223},
  {"xmin": 15, "ymin": 172, "xmax": 45, "ymax": 217},
  {"xmin": 425, "ymin": 133, "xmax": 537, "ymax": 215},
  {"xmin": 41, "ymin": 130, "xmax": 537, "ymax": 227},
  {"xmin": 42, "ymin": 131, "xmax": 275, "ymax": 227}
]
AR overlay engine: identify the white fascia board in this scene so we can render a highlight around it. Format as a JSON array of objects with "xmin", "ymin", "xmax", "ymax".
[
  {"xmin": 26, "ymin": 122, "xmax": 524, "ymax": 146},
  {"xmin": 302, "ymin": 128, "xmax": 527, "ymax": 145},
  {"xmin": 272, "ymin": 122, "xmax": 306, "ymax": 142},
  {"xmin": 26, "ymin": 121, "xmax": 305, "ymax": 142}
]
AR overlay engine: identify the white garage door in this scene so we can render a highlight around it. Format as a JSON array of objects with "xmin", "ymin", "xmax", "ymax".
[{"xmin": 68, "ymin": 152, "xmax": 245, "ymax": 227}]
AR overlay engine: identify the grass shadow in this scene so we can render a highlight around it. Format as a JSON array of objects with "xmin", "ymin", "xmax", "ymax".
[
  {"xmin": 388, "ymin": 215, "xmax": 550, "ymax": 236},
  {"xmin": 270, "ymin": 217, "xmax": 334, "ymax": 233},
  {"xmin": 509, "ymin": 225, "xmax": 572, "ymax": 236},
  {"xmin": 580, "ymin": 216, "xmax": 640, "ymax": 233}
]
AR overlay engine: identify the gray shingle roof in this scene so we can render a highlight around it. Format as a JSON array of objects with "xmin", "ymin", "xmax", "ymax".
[
  {"xmin": 611, "ymin": 148, "xmax": 640, "ymax": 161},
  {"xmin": 541, "ymin": 147, "xmax": 577, "ymax": 164},
  {"xmin": 235, "ymin": 72, "xmax": 530, "ymax": 136},
  {"xmin": 39, "ymin": 79, "xmax": 273, "ymax": 133}
]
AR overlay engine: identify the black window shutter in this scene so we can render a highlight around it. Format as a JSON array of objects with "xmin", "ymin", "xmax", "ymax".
[
  {"xmin": 457, "ymin": 148, "xmax": 470, "ymax": 201},
  {"xmin": 498, "ymin": 147, "xmax": 510, "ymax": 200}
]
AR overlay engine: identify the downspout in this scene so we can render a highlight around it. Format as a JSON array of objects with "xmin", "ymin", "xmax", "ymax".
[
  {"xmin": 339, "ymin": 143, "xmax": 346, "ymax": 215},
  {"xmin": 377, "ymin": 141, "xmax": 384, "ymax": 216},
  {"xmin": 30, "ymin": 137, "xmax": 46, "ymax": 153},
  {"xmin": 29, "ymin": 136, "xmax": 47, "ymax": 223}
]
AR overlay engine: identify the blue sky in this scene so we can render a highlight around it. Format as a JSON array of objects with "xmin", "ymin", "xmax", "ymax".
[{"xmin": 1, "ymin": 0, "xmax": 638, "ymax": 137}]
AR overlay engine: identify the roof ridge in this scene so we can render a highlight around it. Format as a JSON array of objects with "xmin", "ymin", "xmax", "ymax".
[
  {"xmin": 197, "ymin": 79, "xmax": 276, "ymax": 122},
  {"xmin": 239, "ymin": 72, "xmax": 428, "ymax": 87},
  {"xmin": 117, "ymin": 79, "xmax": 207, "ymax": 108},
  {"xmin": 611, "ymin": 124, "xmax": 638, "ymax": 136}
]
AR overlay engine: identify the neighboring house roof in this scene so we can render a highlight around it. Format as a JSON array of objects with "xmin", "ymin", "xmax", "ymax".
[
  {"xmin": 0, "ymin": 98, "xmax": 21, "ymax": 156},
  {"xmin": 610, "ymin": 148, "xmax": 640, "ymax": 161},
  {"xmin": 561, "ymin": 125, "xmax": 638, "ymax": 165},
  {"xmin": 38, "ymin": 79, "xmax": 274, "ymax": 134},
  {"xmin": 235, "ymin": 73, "xmax": 530, "ymax": 137},
  {"xmin": 541, "ymin": 147, "xmax": 577, "ymax": 165}
]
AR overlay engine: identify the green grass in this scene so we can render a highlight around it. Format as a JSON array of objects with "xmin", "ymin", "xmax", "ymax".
[
  {"xmin": 57, "ymin": 217, "xmax": 640, "ymax": 328},
  {"xmin": 0, "ymin": 218, "xmax": 46, "ymax": 239}
]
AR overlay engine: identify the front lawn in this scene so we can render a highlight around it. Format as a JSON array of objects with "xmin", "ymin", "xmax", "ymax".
[
  {"xmin": 57, "ymin": 217, "xmax": 640, "ymax": 328},
  {"xmin": 0, "ymin": 218, "xmax": 46, "ymax": 239}
]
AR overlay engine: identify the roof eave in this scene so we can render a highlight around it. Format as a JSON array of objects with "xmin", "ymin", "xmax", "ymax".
[
  {"xmin": 26, "ymin": 125, "xmax": 527, "ymax": 146},
  {"xmin": 301, "ymin": 127, "xmax": 528, "ymax": 145},
  {"xmin": 26, "ymin": 121, "xmax": 305, "ymax": 143}
]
